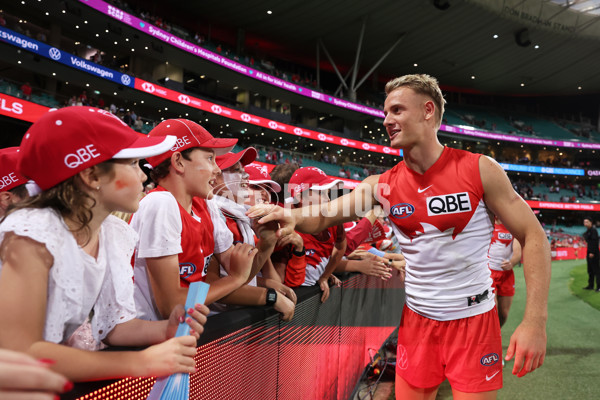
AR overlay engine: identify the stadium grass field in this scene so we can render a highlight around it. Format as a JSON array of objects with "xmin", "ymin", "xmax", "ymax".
[{"xmin": 386, "ymin": 260, "xmax": 600, "ymax": 399}]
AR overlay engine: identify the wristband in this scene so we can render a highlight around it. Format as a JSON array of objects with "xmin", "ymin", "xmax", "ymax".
[
  {"xmin": 266, "ymin": 288, "xmax": 277, "ymax": 306},
  {"xmin": 292, "ymin": 246, "xmax": 305, "ymax": 257}
]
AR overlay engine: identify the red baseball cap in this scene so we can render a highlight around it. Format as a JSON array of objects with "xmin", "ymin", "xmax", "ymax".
[
  {"xmin": 18, "ymin": 107, "xmax": 177, "ymax": 191},
  {"xmin": 245, "ymin": 163, "xmax": 281, "ymax": 192},
  {"xmin": 288, "ymin": 167, "xmax": 343, "ymax": 198},
  {"xmin": 216, "ymin": 147, "xmax": 257, "ymax": 170},
  {"xmin": 145, "ymin": 119, "xmax": 237, "ymax": 167},
  {"xmin": 0, "ymin": 147, "xmax": 27, "ymax": 192}
]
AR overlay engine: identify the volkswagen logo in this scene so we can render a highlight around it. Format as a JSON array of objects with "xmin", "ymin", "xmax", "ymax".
[
  {"xmin": 317, "ymin": 133, "xmax": 326, "ymax": 141},
  {"xmin": 178, "ymin": 94, "xmax": 190, "ymax": 104},
  {"xmin": 141, "ymin": 82, "xmax": 155, "ymax": 93},
  {"xmin": 211, "ymin": 105, "xmax": 222, "ymax": 114},
  {"xmin": 48, "ymin": 47, "xmax": 61, "ymax": 60},
  {"xmin": 341, "ymin": 138, "xmax": 349, "ymax": 146},
  {"xmin": 241, "ymin": 113, "xmax": 251, "ymax": 122},
  {"xmin": 268, "ymin": 121, "xmax": 278, "ymax": 129},
  {"xmin": 120, "ymin": 74, "xmax": 131, "ymax": 85}
]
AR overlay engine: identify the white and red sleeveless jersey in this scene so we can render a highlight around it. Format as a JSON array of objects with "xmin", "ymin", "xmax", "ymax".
[
  {"xmin": 297, "ymin": 225, "xmax": 341, "ymax": 286},
  {"xmin": 488, "ymin": 223, "xmax": 514, "ymax": 271},
  {"xmin": 377, "ymin": 147, "xmax": 494, "ymax": 321}
]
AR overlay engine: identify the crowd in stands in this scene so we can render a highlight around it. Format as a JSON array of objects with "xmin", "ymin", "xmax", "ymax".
[
  {"xmin": 105, "ymin": 0, "xmax": 383, "ymax": 108},
  {"xmin": 512, "ymin": 179, "xmax": 600, "ymax": 203}
]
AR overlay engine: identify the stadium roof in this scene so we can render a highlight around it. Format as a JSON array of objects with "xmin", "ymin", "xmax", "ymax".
[{"xmin": 135, "ymin": 0, "xmax": 600, "ymax": 96}]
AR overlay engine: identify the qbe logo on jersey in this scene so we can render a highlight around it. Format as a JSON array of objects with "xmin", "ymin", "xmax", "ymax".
[
  {"xmin": 426, "ymin": 192, "xmax": 471, "ymax": 216},
  {"xmin": 498, "ymin": 232, "xmax": 512, "ymax": 240}
]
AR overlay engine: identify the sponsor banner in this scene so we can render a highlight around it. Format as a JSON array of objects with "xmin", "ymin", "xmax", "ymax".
[
  {"xmin": 0, "ymin": 27, "xmax": 133, "ymax": 88},
  {"xmin": 551, "ymin": 247, "xmax": 587, "ymax": 261},
  {"xmin": 526, "ymin": 200, "xmax": 600, "ymax": 212},
  {"xmin": 0, "ymin": 93, "xmax": 49, "ymax": 123},
  {"xmin": 499, "ymin": 163, "xmax": 585, "ymax": 176},
  {"xmin": 441, "ymin": 124, "xmax": 600, "ymax": 150},
  {"xmin": 134, "ymin": 78, "xmax": 402, "ymax": 157},
  {"xmin": 78, "ymin": 0, "xmax": 383, "ymax": 118},
  {"xmin": 586, "ymin": 169, "xmax": 600, "ymax": 177}
]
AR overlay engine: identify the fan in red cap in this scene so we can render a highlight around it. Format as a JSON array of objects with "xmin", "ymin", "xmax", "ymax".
[
  {"xmin": 209, "ymin": 150, "xmax": 297, "ymax": 319},
  {"xmin": 0, "ymin": 106, "xmax": 209, "ymax": 384},
  {"xmin": 0, "ymin": 147, "xmax": 28, "ymax": 217},
  {"xmin": 276, "ymin": 166, "xmax": 347, "ymax": 303},
  {"xmin": 145, "ymin": 119, "xmax": 237, "ymax": 168},
  {"xmin": 245, "ymin": 163, "xmax": 281, "ymax": 205},
  {"xmin": 288, "ymin": 166, "xmax": 344, "ymax": 202}
]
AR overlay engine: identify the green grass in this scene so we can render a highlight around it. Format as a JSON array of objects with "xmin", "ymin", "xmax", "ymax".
[
  {"xmin": 568, "ymin": 263, "xmax": 600, "ymax": 311},
  {"xmin": 389, "ymin": 260, "xmax": 600, "ymax": 399}
]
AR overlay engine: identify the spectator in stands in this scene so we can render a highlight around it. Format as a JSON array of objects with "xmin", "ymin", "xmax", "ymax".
[
  {"xmin": 134, "ymin": 116, "xmax": 144, "ymax": 132},
  {"xmin": 130, "ymin": 119, "xmax": 258, "ymax": 321},
  {"xmin": 0, "ymin": 147, "xmax": 29, "ymax": 218},
  {"xmin": 583, "ymin": 217, "xmax": 600, "ymax": 291},
  {"xmin": 20, "ymin": 82, "xmax": 32, "ymax": 100},
  {"xmin": 0, "ymin": 107, "xmax": 208, "ymax": 381}
]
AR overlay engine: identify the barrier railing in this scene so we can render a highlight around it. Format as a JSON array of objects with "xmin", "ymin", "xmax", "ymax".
[{"xmin": 62, "ymin": 272, "xmax": 405, "ymax": 400}]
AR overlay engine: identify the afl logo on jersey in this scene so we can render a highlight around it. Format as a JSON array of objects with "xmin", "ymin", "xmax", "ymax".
[
  {"xmin": 426, "ymin": 192, "xmax": 471, "ymax": 216},
  {"xmin": 306, "ymin": 249, "xmax": 316, "ymax": 256},
  {"xmin": 179, "ymin": 263, "xmax": 197, "ymax": 279},
  {"xmin": 390, "ymin": 203, "xmax": 415, "ymax": 219},
  {"xmin": 480, "ymin": 353, "xmax": 499, "ymax": 366}
]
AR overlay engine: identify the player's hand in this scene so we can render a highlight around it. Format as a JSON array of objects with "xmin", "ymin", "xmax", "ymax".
[
  {"xmin": 500, "ymin": 259, "xmax": 514, "ymax": 271},
  {"xmin": 590, "ymin": 253, "xmax": 595, "ymax": 259},
  {"xmin": 248, "ymin": 203, "xmax": 296, "ymax": 239},
  {"xmin": 504, "ymin": 318, "xmax": 547, "ymax": 377}
]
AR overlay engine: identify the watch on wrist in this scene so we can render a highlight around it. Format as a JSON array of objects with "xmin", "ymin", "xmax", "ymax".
[
  {"xmin": 292, "ymin": 246, "xmax": 305, "ymax": 257},
  {"xmin": 266, "ymin": 288, "xmax": 278, "ymax": 306}
]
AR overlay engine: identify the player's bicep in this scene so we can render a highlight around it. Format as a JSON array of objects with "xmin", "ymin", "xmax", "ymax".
[{"xmin": 480, "ymin": 156, "xmax": 538, "ymax": 243}]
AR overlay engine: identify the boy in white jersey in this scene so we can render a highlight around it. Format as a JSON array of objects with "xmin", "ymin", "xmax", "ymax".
[{"xmin": 251, "ymin": 74, "xmax": 551, "ymax": 400}]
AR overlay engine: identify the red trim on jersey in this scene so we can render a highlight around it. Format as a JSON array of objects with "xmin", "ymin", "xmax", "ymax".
[
  {"xmin": 378, "ymin": 147, "xmax": 483, "ymax": 240},
  {"xmin": 152, "ymin": 187, "xmax": 215, "ymax": 287}
]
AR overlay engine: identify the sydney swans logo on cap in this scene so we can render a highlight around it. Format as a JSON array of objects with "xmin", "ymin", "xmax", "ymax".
[{"xmin": 64, "ymin": 144, "xmax": 101, "ymax": 169}]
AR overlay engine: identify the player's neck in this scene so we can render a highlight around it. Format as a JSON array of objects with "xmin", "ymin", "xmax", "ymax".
[{"xmin": 403, "ymin": 141, "xmax": 444, "ymax": 175}]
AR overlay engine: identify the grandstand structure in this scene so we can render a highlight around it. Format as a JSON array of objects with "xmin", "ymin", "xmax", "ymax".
[{"xmin": 0, "ymin": 0, "xmax": 598, "ymax": 397}]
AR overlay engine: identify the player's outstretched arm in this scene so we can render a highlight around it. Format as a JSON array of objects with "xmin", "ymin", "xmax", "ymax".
[
  {"xmin": 248, "ymin": 175, "xmax": 381, "ymax": 237},
  {"xmin": 480, "ymin": 156, "xmax": 551, "ymax": 378}
]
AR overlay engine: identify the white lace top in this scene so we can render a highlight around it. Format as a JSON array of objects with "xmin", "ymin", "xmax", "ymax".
[{"xmin": 0, "ymin": 208, "xmax": 138, "ymax": 348}]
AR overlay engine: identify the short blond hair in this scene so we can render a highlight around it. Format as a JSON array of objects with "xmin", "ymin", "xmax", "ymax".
[{"xmin": 385, "ymin": 74, "xmax": 446, "ymax": 128}]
